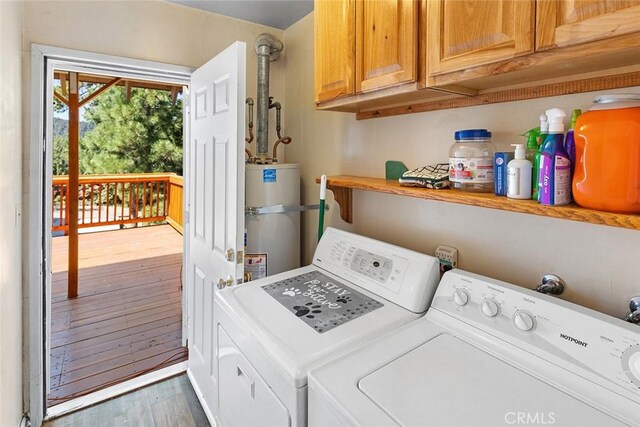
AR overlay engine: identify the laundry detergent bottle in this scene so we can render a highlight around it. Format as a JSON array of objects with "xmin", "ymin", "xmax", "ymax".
[
  {"xmin": 573, "ymin": 94, "xmax": 640, "ymax": 213},
  {"xmin": 538, "ymin": 108, "xmax": 571, "ymax": 206}
]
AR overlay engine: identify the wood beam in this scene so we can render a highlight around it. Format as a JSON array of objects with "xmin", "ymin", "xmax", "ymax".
[
  {"xmin": 171, "ymin": 86, "xmax": 179, "ymax": 104},
  {"xmin": 53, "ymin": 90, "xmax": 69, "ymax": 106},
  {"xmin": 79, "ymin": 77, "xmax": 122, "ymax": 107},
  {"xmin": 53, "ymin": 71, "xmax": 184, "ymax": 93},
  {"xmin": 125, "ymin": 81, "xmax": 132, "ymax": 103},
  {"xmin": 68, "ymin": 72, "xmax": 79, "ymax": 299},
  {"xmin": 60, "ymin": 73, "xmax": 68, "ymax": 97}
]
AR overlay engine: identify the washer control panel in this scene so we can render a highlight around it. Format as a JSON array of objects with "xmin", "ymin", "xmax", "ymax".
[
  {"xmin": 324, "ymin": 239, "xmax": 402, "ymax": 289},
  {"xmin": 433, "ymin": 269, "xmax": 640, "ymax": 398},
  {"xmin": 313, "ymin": 227, "xmax": 440, "ymax": 313}
]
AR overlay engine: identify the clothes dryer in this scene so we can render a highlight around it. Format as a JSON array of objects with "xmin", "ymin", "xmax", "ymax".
[{"xmin": 214, "ymin": 227, "xmax": 441, "ymax": 426}]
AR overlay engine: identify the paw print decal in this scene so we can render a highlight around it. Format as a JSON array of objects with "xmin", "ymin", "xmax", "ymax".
[
  {"xmin": 282, "ymin": 287, "xmax": 301, "ymax": 297},
  {"xmin": 336, "ymin": 295, "xmax": 352, "ymax": 304},
  {"xmin": 293, "ymin": 302, "xmax": 322, "ymax": 319}
]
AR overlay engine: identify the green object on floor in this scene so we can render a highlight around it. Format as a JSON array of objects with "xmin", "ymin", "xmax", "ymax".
[{"xmin": 385, "ymin": 161, "xmax": 408, "ymax": 180}]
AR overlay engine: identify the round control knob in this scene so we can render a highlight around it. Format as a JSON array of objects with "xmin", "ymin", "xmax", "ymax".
[
  {"xmin": 481, "ymin": 299, "xmax": 499, "ymax": 317},
  {"xmin": 513, "ymin": 311, "xmax": 535, "ymax": 331},
  {"xmin": 622, "ymin": 345, "xmax": 640, "ymax": 387},
  {"xmin": 452, "ymin": 289, "xmax": 469, "ymax": 307}
]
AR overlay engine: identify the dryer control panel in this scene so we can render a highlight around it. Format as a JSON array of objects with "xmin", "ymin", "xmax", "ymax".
[
  {"xmin": 313, "ymin": 227, "xmax": 440, "ymax": 313},
  {"xmin": 432, "ymin": 269, "xmax": 640, "ymax": 400}
]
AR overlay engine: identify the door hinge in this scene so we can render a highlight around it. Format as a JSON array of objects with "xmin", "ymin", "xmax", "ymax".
[{"xmin": 184, "ymin": 211, "xmax": 190, "ymax": 224}]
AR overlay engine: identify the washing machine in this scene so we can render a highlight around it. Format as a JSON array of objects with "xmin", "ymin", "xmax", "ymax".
[
  {"xmin": 308, "ymin": 269, "xmax": 640, "ymax": 426},
  {"xmin": 214, "ymin": 227, "xmax": 441, "ymax": 426}
]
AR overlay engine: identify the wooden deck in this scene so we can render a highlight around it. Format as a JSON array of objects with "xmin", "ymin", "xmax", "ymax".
[{"xmin": 49, "ymin": 225, "xmax": 187, "ymax": 407}]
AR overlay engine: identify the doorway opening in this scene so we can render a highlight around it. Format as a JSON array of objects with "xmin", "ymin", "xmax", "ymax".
[{"xmin": 47, "ymin": 70, "xmax": 187, "ymax": 408}]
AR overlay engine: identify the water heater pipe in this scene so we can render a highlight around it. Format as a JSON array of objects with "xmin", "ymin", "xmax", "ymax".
[
  {"xmin": 271, "ymin": 101, "xmax": 292, "ymax": 162},
  {"xmin": 255, "ymin": 33, "xmax": 283, "ymax": 162}
]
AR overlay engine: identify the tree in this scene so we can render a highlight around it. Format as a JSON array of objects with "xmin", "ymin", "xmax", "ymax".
[
  {"xmin": 52, "ymin": 136, "xmax": 69, "ymax": 176},
  {"xmin": 81, "ymin": 86, "xmax": 183, "ymax": 175}
]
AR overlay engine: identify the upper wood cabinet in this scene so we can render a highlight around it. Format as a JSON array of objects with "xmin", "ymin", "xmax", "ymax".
[
  {"xmin": 314, "ymin": 0, "xmax": 640, "ymax": 115},
  {"xmin": 356, "ymin": 0, "xmax": 418, "ymax": 93},
  {"xmin": 536, "ymin": 0, "xmax": 640, "ymax": 51},
  {"xmin": 314, "ymin": 0, "xmax": 356, "ymax": 103},
  {"xmin": 427, "ymin": 0, "xmax": 535, "ymax": 76},
  {"xmin": 314, "ymin": 0, "xmax": 418, "ymax": 103}
]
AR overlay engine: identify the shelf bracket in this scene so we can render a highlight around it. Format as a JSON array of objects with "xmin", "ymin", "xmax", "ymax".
[{"xmin": 327, "ymin": 185, "xmax": 352, "ymax": 224}]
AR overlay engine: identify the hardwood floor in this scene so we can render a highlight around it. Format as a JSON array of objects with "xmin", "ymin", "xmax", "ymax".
[
  {"xmin": 43, "ymin": 374, "xmax": 210, "ymax": 427},
  {"xmin": 49, "ymin": 225, "xmax": 188, "ymax": 407}
]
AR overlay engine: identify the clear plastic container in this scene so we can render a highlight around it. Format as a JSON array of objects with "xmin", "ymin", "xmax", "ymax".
[
  {"xmin": 449, "ymin": 129, "xmax": 496, "ymax": 192},
  {"xmin": 573, "ymin": 94, "xmax": 640, "ymax": 213}
]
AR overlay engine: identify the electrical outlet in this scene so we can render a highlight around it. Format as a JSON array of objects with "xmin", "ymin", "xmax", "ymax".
[{"xmin": 436, "ymin": 245, "xmax": 458, "ymax": 274}]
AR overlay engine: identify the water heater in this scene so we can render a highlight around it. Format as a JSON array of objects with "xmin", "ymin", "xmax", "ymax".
[{"xmin": 245, "ymin": 163, "xmax": 300, "ymax": 280}]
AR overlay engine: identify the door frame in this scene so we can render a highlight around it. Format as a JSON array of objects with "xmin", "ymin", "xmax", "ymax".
[{"xmin": 27, "ymin": 44, "xmax": 194, "ymax": 425}]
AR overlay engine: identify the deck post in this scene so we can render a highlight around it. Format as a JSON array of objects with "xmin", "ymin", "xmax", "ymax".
[{"xmin": 68, "ymin": 72, "xmax": 79, "ymax": 299}]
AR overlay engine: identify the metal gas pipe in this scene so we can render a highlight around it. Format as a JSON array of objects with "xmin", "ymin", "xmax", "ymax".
[{"xmin": 250, "ymin": 33, "xmax": 291, "ymax": 164}]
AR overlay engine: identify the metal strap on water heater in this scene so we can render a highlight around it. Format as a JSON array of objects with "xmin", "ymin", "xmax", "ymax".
[{"xmin": 246, "ymin": 204, "xmax": 326, "ymax": 215}]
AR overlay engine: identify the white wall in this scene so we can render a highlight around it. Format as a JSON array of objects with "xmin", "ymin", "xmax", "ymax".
[
  {"xmin": 1, "ymin": 1, "xmax": 24, "ymax": 425},
  {"xmin": 285, "ymin": 12, "xmax": 640, "ymax": 319},
  {"xmin": 21, "ymin": 0, "xmax": 285, "ymax": 419}
]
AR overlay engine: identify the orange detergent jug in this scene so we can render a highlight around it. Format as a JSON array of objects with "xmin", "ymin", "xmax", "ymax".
[{"xmin": 573, "ymin": 94, "xmax": 640, "ymax": 213}]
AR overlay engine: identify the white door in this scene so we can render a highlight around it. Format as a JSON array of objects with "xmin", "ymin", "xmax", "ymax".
[{"xmin": 186, "ymin": 41, "xmax": 246, "ymax": 422}]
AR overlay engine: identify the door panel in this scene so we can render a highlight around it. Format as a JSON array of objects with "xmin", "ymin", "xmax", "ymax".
[
  {"xmin": 536, "ymin": 0, "xmax": 640, "ymax": 50},
  {"xmin": 357, "ymin": 0, "xmax": 417, "ymax": 92},
  {"xmin": 187, "ymin": 41, "xmax": 246, "ymax": 422},
  {"xmin": 314, "ymin": 0, "xmax": 356, "ymax": 102},
  {"xmin": 213, "ymin": 137, "xmax": 228, "ymax": 253},
  {"xmin": 427, "ymin": 0, "xmax": 534, "ymax": 75}
]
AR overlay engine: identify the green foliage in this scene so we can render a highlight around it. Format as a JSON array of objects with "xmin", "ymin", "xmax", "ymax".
[
  {"xmin": 52, "ymin": 136, "xmax": 69, "ymax": 176},
  {"xmin": 53, "ymin": 117, "xmax": 95, "ymax": 139},
  {"xmin": 82, "ymin": 86, "xmax": 183, "ymax": 175}
]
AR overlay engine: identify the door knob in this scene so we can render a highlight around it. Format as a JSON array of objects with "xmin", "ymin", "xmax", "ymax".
[
  {"xmin": 217, "ymin": 278, "xmax": 226, "ymax": 290},
  {"xmin": 225, "ymin": 275, "xmax": 235, "ymax": 287}
]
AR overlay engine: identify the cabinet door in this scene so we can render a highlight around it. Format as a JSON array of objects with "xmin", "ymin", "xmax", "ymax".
[
  {"xmin": 356, "ymin": 0, "xmax": 418, "ymax": 92},
  {"xmin": 314, "ymin": 0, "xmax": 356, "ymax": 103},
  {"xmin": 537, "ymin": 0, "xmax": 640, "ymax": 51},
  {"xmin": 427, "ymin": 0, "xmax": 534, "ymax": 75},
  {"xmin": 217, "ymin": 326, "xmax": 290, "ymax": 427}
]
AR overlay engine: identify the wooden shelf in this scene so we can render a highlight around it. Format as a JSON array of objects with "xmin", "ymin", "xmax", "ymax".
[{"xmin": 317, "ymin": 176, "xmax": 640, "ymax": 231}]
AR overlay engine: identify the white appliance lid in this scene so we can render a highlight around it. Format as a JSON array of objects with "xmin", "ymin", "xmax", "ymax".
[
  {"xmin": 218, "ymin": 265, "xmax": 420, "ymax": 388},
  {"xmin": 358, "ymin": 333, "xmax": 625, "ymax": 427}
]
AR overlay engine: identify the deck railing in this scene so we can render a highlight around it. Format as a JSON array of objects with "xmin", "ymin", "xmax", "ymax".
[{"xmin": 52, "ymin": 173, "xmax": 183, "ymax": 234}]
